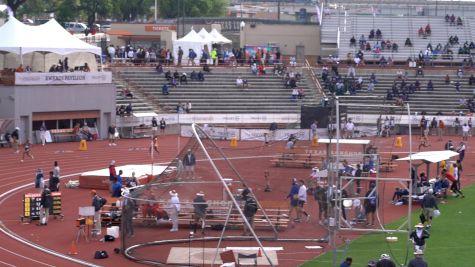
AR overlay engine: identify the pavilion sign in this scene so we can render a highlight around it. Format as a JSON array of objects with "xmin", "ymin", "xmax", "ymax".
[{"xmin": 15, "ymin": 72, "xmax": 112, "ymax": 85}]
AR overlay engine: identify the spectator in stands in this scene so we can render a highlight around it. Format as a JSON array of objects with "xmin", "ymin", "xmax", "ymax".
[
  {"xmin": 405, "ymin": 37, "xmax": 413, "ymax": 47},
  {"xmin": 185, "ymin": 102, "xmax": 192, "ymax": 113},
  {"xmin": 125, "ymin": 103, "xmax": 132, "ymax": 116},
  {"xmin": 456, "ymin": 16, "xmax": 463, "ymax": 26},
  {"xmin": 457, "ymin": 68, "xmax": 463, "ymax": 78},
  {"xmin": 170, "ymin": 78, "xmax": 178, "ymax": 88},
  {"xmin": 203, "ymin": 63, "xmax": 211, "ymax": 73},
  {"xmin": 469, "ymin": 74, "xmax": 475, "ymax": 85},
  {"xmin": 347, "ymin": 65, "xmax": 356, "ymax": 77},
  {"xmin": 190, "ymin": 70, "xmax": 198, "ymax": 81},
  {"xmin": 418, "ymin": 27, "xmax": 424, "ymax": 37},
  {"xmin": 162, "ymin": 84, "xmax": 169, "ymax": 95},
  {"xmin": 445, "ymin": 74, "xmax": 451, "ymax": 84},
  {"xmin": 373, "ymin": 42, "xmax": 381, "ymax": 54},
  {"xmin": 258, "ymin": 64, "xmax": 265, "ymax": 75},
  {"xmin": 251, "ymin": 63, "xmax": 258, "ymax": 75},
  {"xmin": 369, "ymin": 29, "xmax": 375, "ymax": 40},
  {"xmin": 83, "ymin": 63, "xmax": 90, "ymax": 72},
  {"xmin": 367, "ymin": 81, "xmax": 375, "ymax": 94},
  {"xmin": 375, "ymin": 29, "xmax": 382, "ymax": 39},
  {"xmin": 454, "ymin": 81, "xmax": 461, "ymax": 92},
  {"xmin": 450, "ymin": 14, "xmax": 456, "ymax": 26},
  {"xmin": 365, "ymin": 42, "xmax": 371, "ymax": 51},
  {"xmin": 416, "ymin": 66, "xmax": 424, "ymax": 77},
  {"xmin": 180, "ymin": 73, "xmax": 188, "ymax": 85},
  {"xmin": 236, "ymin": 76, "xmax": 249, "ymax": 89},
  {"xmin": 392, "ymin": 43, "xmax": 398, "ymax": 52},
  {"xmin": 445, "ymin": 14, "xmax": 450, "ymax": 23},
  {"xmin": 379, "ymin": 56, "xmax": 387, "ymax": 67},
  {"xmin": 425, "ymin": 24, "xmax": 431, "ymax": 36},
  {"xmin": 359, "ymin": 34, "xmax": 366, "ymax": 46},
  {"xmin": 427, "ymin": 80, "xmax": 434, "ymax": 91},
  {"xmin": 123, "ymin": 88, "xmax": 133, "ymax": 99},
  {"xmin": 291, "ymin": 88, "xmax": 299, "ymax": 101},
  {"xmin": 350, "ymin": 36, "xmax": 356, "ymax": 47},
  {"xmin": 197, "ymin": 71, "xmax": 205, "ymax": 81},
  {"xmin": 155, "ymin": 64, "xmax": 163, "ymax": 74},
  {"xmin": 165, "ymin": 70, "xmax": 172, "ymax": 80}
]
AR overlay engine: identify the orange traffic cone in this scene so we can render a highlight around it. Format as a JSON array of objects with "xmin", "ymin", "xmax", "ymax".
[
  {"xmin": 258, "ymin": 247, "xmax": 262, "ymax": 257},
  {"xmin": 68, "ymin": 240, "xmax": 78, "ymax": 255}
]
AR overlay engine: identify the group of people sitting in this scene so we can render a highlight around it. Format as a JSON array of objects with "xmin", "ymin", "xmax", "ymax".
[
  {"xmin": 116, "ymin": 103, "xmax": 133, "ymax": 117},
  {"xmin": 445, "ymin": 14, "xmax": 463, "ymax": 26},
  {"xmin": 418, "ymin": 24, "xmax": 431, "ymax": 38},
  {"xmin": 368, "ymin": 29, "xmax": 383, "ymax": 40}
]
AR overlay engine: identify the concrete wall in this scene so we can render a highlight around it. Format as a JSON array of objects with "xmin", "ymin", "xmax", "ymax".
[
  {"xmin": 240, "ymin": 24, "xmax": 321, "ymax": 56},
  {"xmin": 0, "ymin": 83, "xmax": 116, "ymax": 143}
]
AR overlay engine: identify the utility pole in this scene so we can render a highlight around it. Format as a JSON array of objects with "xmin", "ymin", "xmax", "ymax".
[{"xmin": 277, "ymin": 0, "xmax": 281, "ymax": 20}]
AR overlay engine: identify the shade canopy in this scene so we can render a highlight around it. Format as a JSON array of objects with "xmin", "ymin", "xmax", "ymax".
[
  {"xmin": 198, "ymin": 28, "xmax": 218, "ymax": 44},
  {"xmin": 396, "ymin": 150, "xmax": 459, "ymax": 163},
  {"xmin": 0, "ymin": 17, "xmax": 101, "ymax": 56},
  {"xmin": 209, "ymin": 28, "xmax": 232, "ymax": 44},
  {"xmin": 173, "ymin": 29, "xmax": 211, "ymax": 65}
]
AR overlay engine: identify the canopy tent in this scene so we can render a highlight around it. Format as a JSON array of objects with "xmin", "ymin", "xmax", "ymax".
[
  {"xmin": 0, "ymin": 17, "xmax": 101, "ymax": 71},
  {"xmin": 0, "ymin": 17, "xmax": 101, "ymax": 56},
  {"xmin": 172, "ymin": 29, "xmax": 210, "ymax": 65},
  {"xmin": 396, "ymin": 150, "xmax": 459, "ymax": 164},
  {"xmin": 209, "ymin": 28, "xmax": 232, "ymax": 44},
  {"xmin": 197, "ymin": 28, "xmax": 218, "ymax": 44},
  {"xmin": 396, "ymin": 150, "xmax": 459, "ymax": 178}
]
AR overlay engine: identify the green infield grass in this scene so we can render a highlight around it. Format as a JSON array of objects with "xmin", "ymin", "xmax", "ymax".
[{"xmin": 302, "ymin": 184, "xmax": 475, "ymax": 267}]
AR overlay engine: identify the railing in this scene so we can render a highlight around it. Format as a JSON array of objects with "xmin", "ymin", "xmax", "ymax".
[{"xmin": 304, "ymin": 58, "xmax": 326, "ymax": 99}]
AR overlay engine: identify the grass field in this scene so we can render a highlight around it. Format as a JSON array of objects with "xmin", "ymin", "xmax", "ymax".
[{"xmin": 302, "ymin": 184, "xmax": 475, "ymax": 267}]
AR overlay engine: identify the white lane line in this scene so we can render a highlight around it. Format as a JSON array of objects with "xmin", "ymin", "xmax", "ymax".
[
  {"xmin": 0, "ymin": 246, "xmax": 54, "ymax": 267},
  {"xmin": 0, "ymin": 172, "xmax": 101, "ymax": 267},
  {"xmin": 0, "ymin": 260, "xmax": 16, "ymax": 267}
]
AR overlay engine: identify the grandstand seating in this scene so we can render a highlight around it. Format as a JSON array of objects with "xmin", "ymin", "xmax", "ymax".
[
  {"xmin": 317, "ymin": 67, "xmax": 474, "ymax": 115},
  {"xmin": 114, "ymin": 67, "xmax": 319, "ymax": 114},
  {"xmin": 323, "ymin": 14, "xmax": 473, "ymax": 61}
]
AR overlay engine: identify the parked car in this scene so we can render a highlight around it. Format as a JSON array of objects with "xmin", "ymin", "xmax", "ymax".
[{"xmin": 64, "ymin": 22, "xmax": 87, "ymax": 33}]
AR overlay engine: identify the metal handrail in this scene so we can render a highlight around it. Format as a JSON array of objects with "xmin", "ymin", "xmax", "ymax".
[{"xmin": 304, "ymin": 58, "xmax": 326, "ymax": 99}]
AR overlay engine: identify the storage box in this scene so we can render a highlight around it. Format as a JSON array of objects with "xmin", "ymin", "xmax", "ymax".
[{"xmin": 107, "ymin": 226, "xmax": 120, "ymax": 238}]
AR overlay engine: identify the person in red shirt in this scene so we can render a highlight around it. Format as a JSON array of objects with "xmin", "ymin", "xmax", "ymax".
[{"xmin": 442, "ymin": 169, "xmax": 464, "ymax": 198}]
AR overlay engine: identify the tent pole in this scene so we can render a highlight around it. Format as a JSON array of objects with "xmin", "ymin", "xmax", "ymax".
[{"xmin": 20, "ymin": 47, "xmax": 23, "ymax": 66}]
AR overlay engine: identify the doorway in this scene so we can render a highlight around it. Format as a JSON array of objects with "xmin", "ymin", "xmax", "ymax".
[{"xmin": 296, "ymin": 45, "xmax": 305, "ymax": 63}]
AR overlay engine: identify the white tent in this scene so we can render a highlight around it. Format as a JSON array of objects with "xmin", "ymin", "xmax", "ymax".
[
  {"xmin": 210, "ymin": 28, "xmax": 232, "ymax": 44},
  {"xmin": 0, "ymin": 17, "xmax": 101, "ymax": 57},
  {"xmin": 198, "ymin": 28, "xmax": 218, "ymax": 44},
  {"xmin": 172, "ymin": 29, "xmax": 210, "ymax": 65}
]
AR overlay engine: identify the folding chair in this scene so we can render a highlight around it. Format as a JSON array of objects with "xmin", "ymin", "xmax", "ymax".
[{"xmin": 220, "ymin": 250, "xmax": 236, "ymax": 266}]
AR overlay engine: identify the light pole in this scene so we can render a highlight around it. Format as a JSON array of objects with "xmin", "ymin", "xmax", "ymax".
[{"xmin": 154, "ymin": 0, "xmax": 157, "ymax": 22}]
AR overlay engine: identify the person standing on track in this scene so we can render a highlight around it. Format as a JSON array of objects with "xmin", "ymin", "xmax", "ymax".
[
  {"xmin": 297, "ymin": 180, "xmax": 310, "ymax": 222},
  {"xmin": 183, "ymin": 149, "xmax": 196, "ymax": 179},
  {"xmin": 52, "ymin": 161, "xmax": 60, "ymax": 180},
  {"xmin": 286, "ymin": 178, "xmax": 300, "ymax": 224},
  {"xmin": 108, "ymin": 124, "xmax": 118, "ymax": 146},
  {"xmin": 38, "ymin": 184, "xmax": 52, "ymax": 226},
  {"xmin": 109, "ymin": 160, "xmax": 117, "ymax": 193},
  {"xmin": 159, "ymin": 118, "xmax": 166, "ymax": 134},
  {"xmin": 169, "ymin": 190, "xmax": 181, "ymax": 232}
]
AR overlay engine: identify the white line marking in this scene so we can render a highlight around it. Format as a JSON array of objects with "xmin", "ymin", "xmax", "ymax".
[{"xmin": 0, "ymin": 246, "xmax": 54, "ymax": 267}]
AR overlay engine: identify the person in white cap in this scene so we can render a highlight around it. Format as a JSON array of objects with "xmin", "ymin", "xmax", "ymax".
[
  {"xmin": 376, "ymin": 254, "xmax": 396, "ymax": 267},
  {"xmin": 408, "ymin": 250, "xmax": 428, "ymax": 267},
  {"xmin": 192, "ymin": 191, "xmax": 208, "ymax": 233},
  {"xmin": 410, "ymin": 223, "xmax": 430, "ymax": 251},
  {"xmin": 169, "ymin": 190, "xmax": 180, "ymax": 232}
]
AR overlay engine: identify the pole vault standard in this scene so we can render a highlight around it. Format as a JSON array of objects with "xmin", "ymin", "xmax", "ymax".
[{"xmin": 329, "ymin": 97, "xmax": 413, "ymax": 267}]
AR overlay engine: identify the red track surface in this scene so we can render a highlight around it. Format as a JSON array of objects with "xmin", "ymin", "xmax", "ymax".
[{"xmin": 0, "ymin": 134, "xmax": 472, "ymax": 267}]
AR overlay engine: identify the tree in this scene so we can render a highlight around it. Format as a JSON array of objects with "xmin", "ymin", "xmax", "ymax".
[
  {"xmin": 158, "ymin": 0, "xmax": 228, "ymax": 19},
  {"xmin": 6, "ymin": 0, "xmax": 27, "ymax": 17},
  {"xmin": 112, "ymin": 0, "xmax": 154, "ymax": 21}
]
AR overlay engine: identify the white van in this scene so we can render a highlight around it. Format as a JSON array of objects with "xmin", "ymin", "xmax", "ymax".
[{"xmin": 64, "ymin": 22, "xmax": 88, "ymax": 33}]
